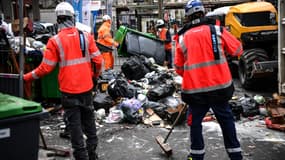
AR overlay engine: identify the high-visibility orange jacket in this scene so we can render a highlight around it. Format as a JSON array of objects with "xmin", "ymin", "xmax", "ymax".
[
  {"xmin": 24, "ymin": 27, "xmax": 103, "ymax": 94},
  {"xmin": 174, "ymin": 24, "xmax": 243, "ymax": 95},
  {"xmin": 97, "ymin": 21, "xmax": 118, "ymax": 48},
  {"xmin": 158, "ymin": 27, "xmax": 172, "ymax": 50}
]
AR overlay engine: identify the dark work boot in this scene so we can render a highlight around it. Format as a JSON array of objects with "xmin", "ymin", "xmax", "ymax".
[
  {"xmin": 73, "ymin": 148, "xmax": 89, "ymax": 160},
  {"xmin": 89, "ymin": 152, "xmax": 98, "ymax": 160},
  {"xmin": 87, "ymin": 145, "xmax": 98, "ymax": 160}
]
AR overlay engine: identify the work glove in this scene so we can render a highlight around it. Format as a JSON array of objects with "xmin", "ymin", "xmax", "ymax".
[
  {"xmin": 23, "ymin": 72, "xmax": 34, "ymax": 82},
  {"xmin": 116, "ymin": 43, "xmax": 120, "ymax": 49}
]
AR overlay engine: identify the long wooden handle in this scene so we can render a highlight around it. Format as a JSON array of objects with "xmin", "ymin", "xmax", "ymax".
[{"xmin": 164, "ymin": 104, "xmax": 187, "ymax": 143}]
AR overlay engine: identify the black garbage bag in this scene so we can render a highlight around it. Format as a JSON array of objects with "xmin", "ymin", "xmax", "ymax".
[
  {"xmin": 146, "ymin": 83, "xmax": 176, "ymax": 101},
  {"xmin": 229, "ymin": 100, "xmax": 243, "ymax": 121},
  {"xmin": 142, "ymin": 101, "xmax": 168, "ymax": 119},
  {"xmin": 107, "ymin": 78, "xmax": 137, "ymax": 100},
  {"xmin": 99, "ymin": 69, "xmax": 119, "ymax": 81},
  {"xmin": 240, "ymin": 96, "xmax": 260, "ymax": 117},
  {"xmin": 148, "ymin": 72, "xmax": 173, "ymax": 85},
  {"xmin": 158, "ymin": 96, "xmax": 183, "ymax": 108},
  {"xmin": 93, "ymin": 92, "xmax": 114, "ymax": 112},
  {"xmin": 121, "ymin": 55, "xmax": 150, "ymax": 80}
]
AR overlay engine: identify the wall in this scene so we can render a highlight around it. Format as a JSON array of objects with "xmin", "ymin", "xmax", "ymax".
[{"xmin": 40, "ymin": 9, "xmax": 56, "ymax": 23}]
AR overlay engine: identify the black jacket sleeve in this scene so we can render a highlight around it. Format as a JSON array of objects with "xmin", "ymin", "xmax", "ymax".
[{"xmin": 165, "ymin": 29, "xmax": 172, "ymax": 43}]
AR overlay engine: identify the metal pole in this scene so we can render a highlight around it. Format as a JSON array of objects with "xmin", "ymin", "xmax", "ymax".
[
  {"xmin": 278, "ymin": 0, "xmax": 285, "ymax": 95},
  {"xmin": 18, "ymin": 0, "xmax": 24, "ymax": 98},
  {"xmin": 158, "ymin": 0, "xmax": 163, "ymax": 19}
]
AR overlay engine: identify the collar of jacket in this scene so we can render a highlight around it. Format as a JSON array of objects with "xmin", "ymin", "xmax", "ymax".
[
  {"xmin": 103, "ymin": 21, "xmax": 111, "ymax": 28},
  {"xmin": 178, "ymin": 17, "xmax": 217, "ymax": 36},
  {"xmin": 58, "ymin": 26, "xmax": 76, "ymax": 33},
  {"xmin": 58, "ymin": 19, "xmax": 75, "ymax": 31}
]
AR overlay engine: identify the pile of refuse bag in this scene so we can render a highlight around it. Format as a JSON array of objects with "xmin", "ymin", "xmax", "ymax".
[
  {"xmin": 3, "ymin": 21, "xmax": 55, "ymax": 57},
  {"xmin": 229, "ymin": 92, "xmax": 285, "ymax": 132},
  {"xmin": 93, "ymin": 54, "xmax": 185, "ymax": 126},
  {"xmin": 229, "ymin": 94, "xmax": 264, "ymax": 121}
]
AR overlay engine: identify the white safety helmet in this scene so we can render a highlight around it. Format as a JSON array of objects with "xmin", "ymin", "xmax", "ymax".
[
  {"xmin": 156, "ymin": 19, "xmax": 165, "ymax": 28},
  {"xmin": 102, "ymin": 15, "xmax": 111, "ymax": 21},
  {"xmin": 55, "ymin": 2, "xmax": 75, "ymax": 17}
]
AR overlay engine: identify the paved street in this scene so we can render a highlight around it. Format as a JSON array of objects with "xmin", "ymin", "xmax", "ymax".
[
  {"xmin": 38, "ymin": 79, "xmax": 285, "ymax": 160},
  {"xmin": 39, "ymin": 114, "xmax": 285, "ymax": 160}
]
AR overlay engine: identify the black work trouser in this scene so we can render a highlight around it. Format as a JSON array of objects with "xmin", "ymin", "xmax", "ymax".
[
  {"xmin": 165, "ymin": 49, "xmax": 173, "ymax": 69},
  {"xmin": 61, "ymin": 90, "xmax": 98, "ymax": 160}
]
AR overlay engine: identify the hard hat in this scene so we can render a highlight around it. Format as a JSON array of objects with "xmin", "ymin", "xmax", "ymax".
[
  {"xmin": 55, "ymin": 2, "xmax": 75, "ymax": 17},
  {"xmin": 185, "ymin": 0, "xmax": 205, "ymax": 16},
  {"xmin": 156, "ymin": 19, "xmax": 164, "ymax": 28},
  {"xmin": 102, "ymin": 15, "xmax": 111, "ymax": 21}
]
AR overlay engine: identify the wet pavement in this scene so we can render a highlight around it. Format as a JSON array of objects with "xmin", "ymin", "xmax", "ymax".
[{"xmin": 38, "ymin": 79, "xmax": 285, "ymax": 160}]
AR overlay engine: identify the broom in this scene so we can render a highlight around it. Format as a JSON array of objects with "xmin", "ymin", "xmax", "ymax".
[{"xmin": 155, "ymin": 104, "xmax": 187, "ymax": 156}]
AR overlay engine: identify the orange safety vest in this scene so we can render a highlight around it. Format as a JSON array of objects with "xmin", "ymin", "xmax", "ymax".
[
  {"xmin": 24, "ymin": 27, "xmax": 103, "ymax": 94},
  {"xmin": 174, "ymin": 25, "xmax": 243, "ymax": 94},
  {"xmin": 159, "ymin": 27, "xmax": 172, "ymax": 50},
  {"xmin": 97, "ymin": 21, "xmax": 117, "ymax": 48}
]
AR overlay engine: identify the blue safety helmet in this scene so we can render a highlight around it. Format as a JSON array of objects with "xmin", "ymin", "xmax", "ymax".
[{"xmin": 185, "ymin": 0, "xmax": 205, "ymax": 16}]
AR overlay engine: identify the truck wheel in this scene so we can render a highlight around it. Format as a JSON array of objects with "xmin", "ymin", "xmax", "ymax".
[{"xmin": 238, "ymin": 48, "xmax": 268, "ymax": 89}]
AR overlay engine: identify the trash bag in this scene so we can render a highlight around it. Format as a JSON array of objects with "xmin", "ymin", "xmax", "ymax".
[
  {"xmin": 142, "ymin": 101, "xmax": 168, "ymax": 119},
  {"xmin": 121, "ymin": 55, "xmax": 150, "ymax": 80},
  {"xmin": 119, "ymin": 98, "xmax": 143, "ymax": 124},
  {"xmin": 240, "ymin": 96, "xmax": 260, "ymax": 117},
  {"xmin": 93, "ymin": 92, "xmax": 114, "ymax": 111},
  {"xmin": 146, "ymin": 83, "xmax": 176, "ymax": 101},
  {"xmin": 148, "ymin": 72, "xmax": 173, "ymax": 85},
  {"xmin": 229, "ymin": 100, "xmax": 243, "ymax": 121},
  {"xmin": 158, "ymin": 96, "xmax": 183, "ymax": 108},
  {"xmin": 107, "ymin": 78, "xmax": 137, "ymax": 100},
  {"xmin": 105, "ymin": 109, "xmax": 124, "ymax": 124},
  {"xmin": 99, "ymin": 69, "xmax": 119, "ymax": 81}
]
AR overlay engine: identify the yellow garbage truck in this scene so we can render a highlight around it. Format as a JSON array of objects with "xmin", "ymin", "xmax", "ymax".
[{"xmin": 206, "ymin": 1, "xmax": 278, "ymax": 89}]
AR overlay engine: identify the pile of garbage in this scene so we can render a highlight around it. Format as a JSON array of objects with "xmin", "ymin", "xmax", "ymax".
[
  {"xmin": 92, "ymin": 54, "xmax": 285, "ymax": 133},
  {"xmin": 228, "ymin": 92, "xmax": 285, "ymax": 132},
  {"xmin": 93, "ymin": 54, "xmax": 185, "ymax": 127}
]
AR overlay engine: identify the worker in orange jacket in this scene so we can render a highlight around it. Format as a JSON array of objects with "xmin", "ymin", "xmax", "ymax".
[
  {"xmin": 175, "ymin": 0, "xmax": 243, "ymax": 160},
  {"xmin": 24, "ymin": 2, "xmax": 103, "ymax": 160},
  {"xmin": 156, "ymin": 19, "xmax": 173, "ymax": 68},
  {"xmin": 97, "ymin": 15, "xmax": 119, "ymax": 70}
]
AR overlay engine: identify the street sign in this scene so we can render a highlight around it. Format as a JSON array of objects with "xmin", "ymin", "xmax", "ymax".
[{"xmin": 90, "ymin": 0, "xmax": 101, "ymax": 11}]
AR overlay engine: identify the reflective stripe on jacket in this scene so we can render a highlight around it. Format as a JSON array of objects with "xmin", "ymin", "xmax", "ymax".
[
  {"xmin": 174, "ymin": 25, "xmax": 243, "ymax": 94},
  {"xmin": 24, "ymin": 27, "xmax": 103, "ymax": 94},
  {"xmin": 159, "ymin": 27, "xmax": 172, "ymax": 50},
  {"xmin": 97, "ymin": 21, "xmax": 117, "ymax": 48}
]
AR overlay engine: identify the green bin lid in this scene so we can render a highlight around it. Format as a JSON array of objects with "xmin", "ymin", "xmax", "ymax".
[{"xmin": 0, "ymin": 93, "xmax": 42, "ymax": 119}]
